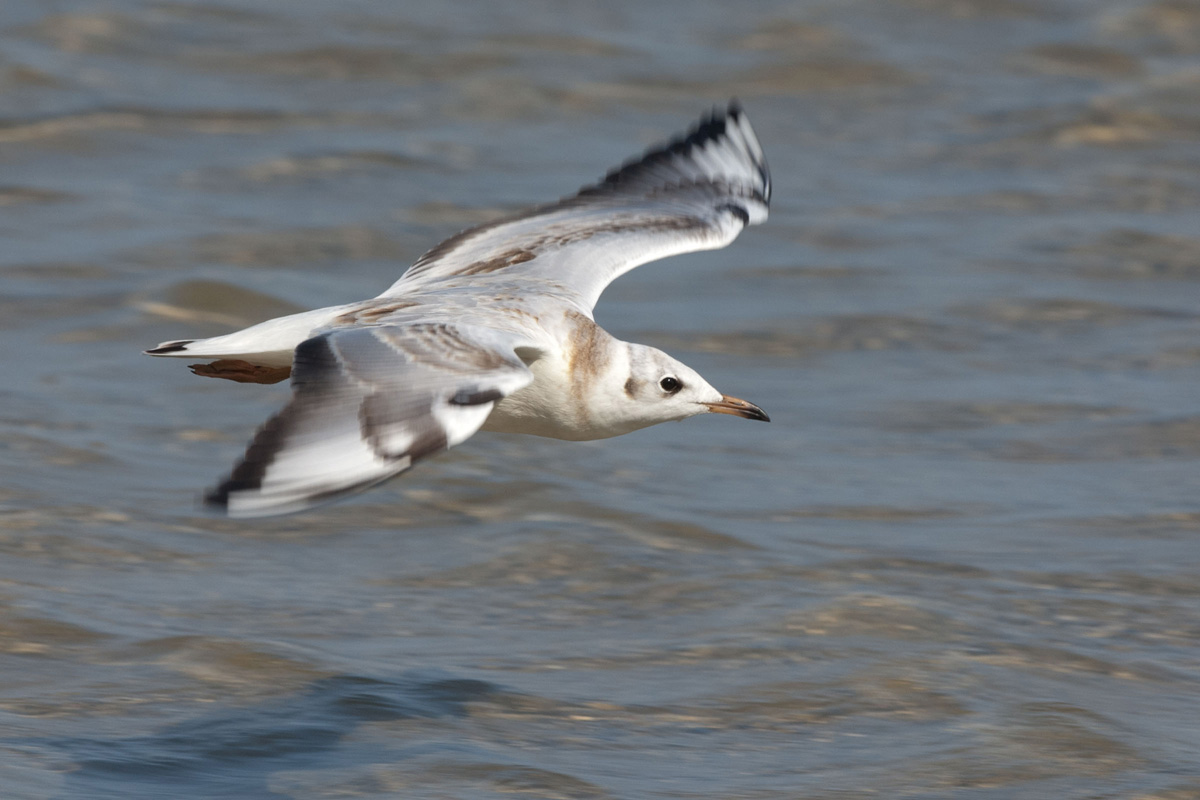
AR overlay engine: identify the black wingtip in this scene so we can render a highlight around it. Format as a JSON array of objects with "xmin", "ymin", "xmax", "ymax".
[
  {"xmin": 201, "ymin": 485, "xmax": 230, "ymax": 511},
  {"xmin": 145, "ymin": 340, "xmax": 193, "ymax": 355},
  {"xmin": 584, "ymin": 102, "xmax": 749, "ymax": 196},
  {"xmin": 212, "ymin": 410, "xmax": 293, "ymax": 499}
]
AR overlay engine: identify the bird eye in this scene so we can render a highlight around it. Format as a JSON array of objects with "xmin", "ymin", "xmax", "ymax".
[{"xmin": 659, "ymin": 376, "xmax": 682, "ymax": 393}]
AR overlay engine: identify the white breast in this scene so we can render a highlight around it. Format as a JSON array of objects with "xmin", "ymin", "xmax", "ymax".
[{"xmin": 481, "ymin": 315, "xmax": 630, "ymax": 441}]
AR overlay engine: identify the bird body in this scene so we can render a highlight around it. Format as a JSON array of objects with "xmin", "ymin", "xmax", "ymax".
[{"xmin": 147, "ymin": 103, "xmax": 771, "ymax": 517}]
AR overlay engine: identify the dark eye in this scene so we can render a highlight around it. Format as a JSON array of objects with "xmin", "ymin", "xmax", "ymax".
[{"xmin": 659, "ymin": 376, "xmax": 682, "ymax": 394}]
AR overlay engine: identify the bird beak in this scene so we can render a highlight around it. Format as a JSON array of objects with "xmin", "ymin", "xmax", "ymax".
[{"xmin": 705, "ymin": 394, "xmax": 770, "ymax": 422}]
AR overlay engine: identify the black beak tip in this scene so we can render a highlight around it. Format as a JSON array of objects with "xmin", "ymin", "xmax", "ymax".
[{"xmin": 708, "ymin": 396, "xmax": 770, "ymax": 423}]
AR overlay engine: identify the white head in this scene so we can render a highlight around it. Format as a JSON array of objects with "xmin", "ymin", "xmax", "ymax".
[{"xmin": 587, "ymin": 342, "xmax": 769, "ymax": 437}]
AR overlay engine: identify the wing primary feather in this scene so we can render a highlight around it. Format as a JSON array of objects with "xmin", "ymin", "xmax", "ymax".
[
  {"xmin": 577, "ymin": 100, "xmax": 767, "ymax": 205},
  {"xmin": 205, "ymin": 325, "xmax": 534, "ymax": 517},
  {"xmin": 204, "ymin": 407, "xmax": 296, "ymax": 508},
  {"xmin": 204, "ymin": 335, "xmax": 347, "ymax": 510},
  {"xmin": 394, "ymin": 101, "xmax": 769, "ymax": 292}
]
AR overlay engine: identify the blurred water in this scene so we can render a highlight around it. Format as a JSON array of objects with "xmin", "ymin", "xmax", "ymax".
[{"xmin": 2, "ymin": 0, "xmax": 1200, "ymax": 798}]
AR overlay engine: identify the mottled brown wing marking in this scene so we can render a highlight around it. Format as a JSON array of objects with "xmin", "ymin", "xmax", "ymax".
[
  {"xmin": 404, "ymin": 216, "xmax": 705, "ymax": 282},
  {"xmin": 376, "ymin": 324, "xmax": 513, "ymax": 372},
  {"xmin": 335, "ymin": 299, "xmax": 422, "ymax": 325},
  {"xmin": 492, "ymin": 306, "xmax": 537, "ymax": 324},
  {"xmin": 454, "ymin": 248, "xmax": 536, "ymax": 277}
]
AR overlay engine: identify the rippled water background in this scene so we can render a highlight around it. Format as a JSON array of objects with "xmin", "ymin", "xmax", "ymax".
[{"xmin": 2, "ymin": 1, "xmax": 1200, "ymax": 797}]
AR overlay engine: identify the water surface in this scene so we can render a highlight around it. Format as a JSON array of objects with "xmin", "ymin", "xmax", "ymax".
[{"xmin": 2, "ymin": 1, "xmax": 1199, "ymax": 797}]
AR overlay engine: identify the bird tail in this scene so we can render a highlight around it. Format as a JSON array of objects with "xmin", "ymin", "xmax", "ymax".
[{"xmin": 143, "ymin": 304, "xmax": 358, "ymax": 367}]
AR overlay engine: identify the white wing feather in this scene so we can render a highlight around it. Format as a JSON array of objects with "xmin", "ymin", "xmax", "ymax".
[
  {"xmin": 381, "ymin": 103, "xmax": 770, "ymax": 310},
  {"xmin": 207, "ymin": 324, "xmax": 535, "ymax": 517}
]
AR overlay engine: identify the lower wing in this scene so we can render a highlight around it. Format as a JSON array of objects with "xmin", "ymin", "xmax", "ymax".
[{"xmin": 207, "ymin": 323, "xmax": 535, "ymax": 517}]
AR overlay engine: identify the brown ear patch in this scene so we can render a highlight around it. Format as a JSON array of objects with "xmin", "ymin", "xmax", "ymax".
[{"xmin": 189, "ymin": 360, "xmax": 292, "ymax": 384}]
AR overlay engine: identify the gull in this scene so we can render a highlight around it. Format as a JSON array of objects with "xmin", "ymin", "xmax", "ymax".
[{"xmin": 146, "ymin": 102, "xmax": 771, "ymax": 517}]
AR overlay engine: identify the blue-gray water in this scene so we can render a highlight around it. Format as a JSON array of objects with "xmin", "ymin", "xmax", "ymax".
[{"xmin": 2, "ymin": 1, "xmax": 1200, "ymax": 798}]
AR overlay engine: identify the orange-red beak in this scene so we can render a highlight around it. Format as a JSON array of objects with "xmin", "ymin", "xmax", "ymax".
[{"xmin": 704, "ymin": 394, "xmax": 770, "ymax": 422}]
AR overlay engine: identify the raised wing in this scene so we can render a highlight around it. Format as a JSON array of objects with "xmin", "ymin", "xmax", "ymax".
[
  {"xmin": 206, "ymin": 323, "xmax": 534, "ymax": 517},
  {"xmin": 381, "ymin": 102, "xmax": 770, "ymax": 310}
]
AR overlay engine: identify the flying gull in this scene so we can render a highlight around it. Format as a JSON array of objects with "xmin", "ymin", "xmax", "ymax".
[{"xmin": 146, "ymin": 102, "xmax": 771, "ymax": 517}]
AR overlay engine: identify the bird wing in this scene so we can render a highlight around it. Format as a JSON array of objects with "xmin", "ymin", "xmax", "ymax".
[
  {"xmin": 381, "ymin": 102, "xmax": 770, "ymax": 311},
  {"xmin": 206, "ymin": 323, "xmax": 536, "ymax": 517}
]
